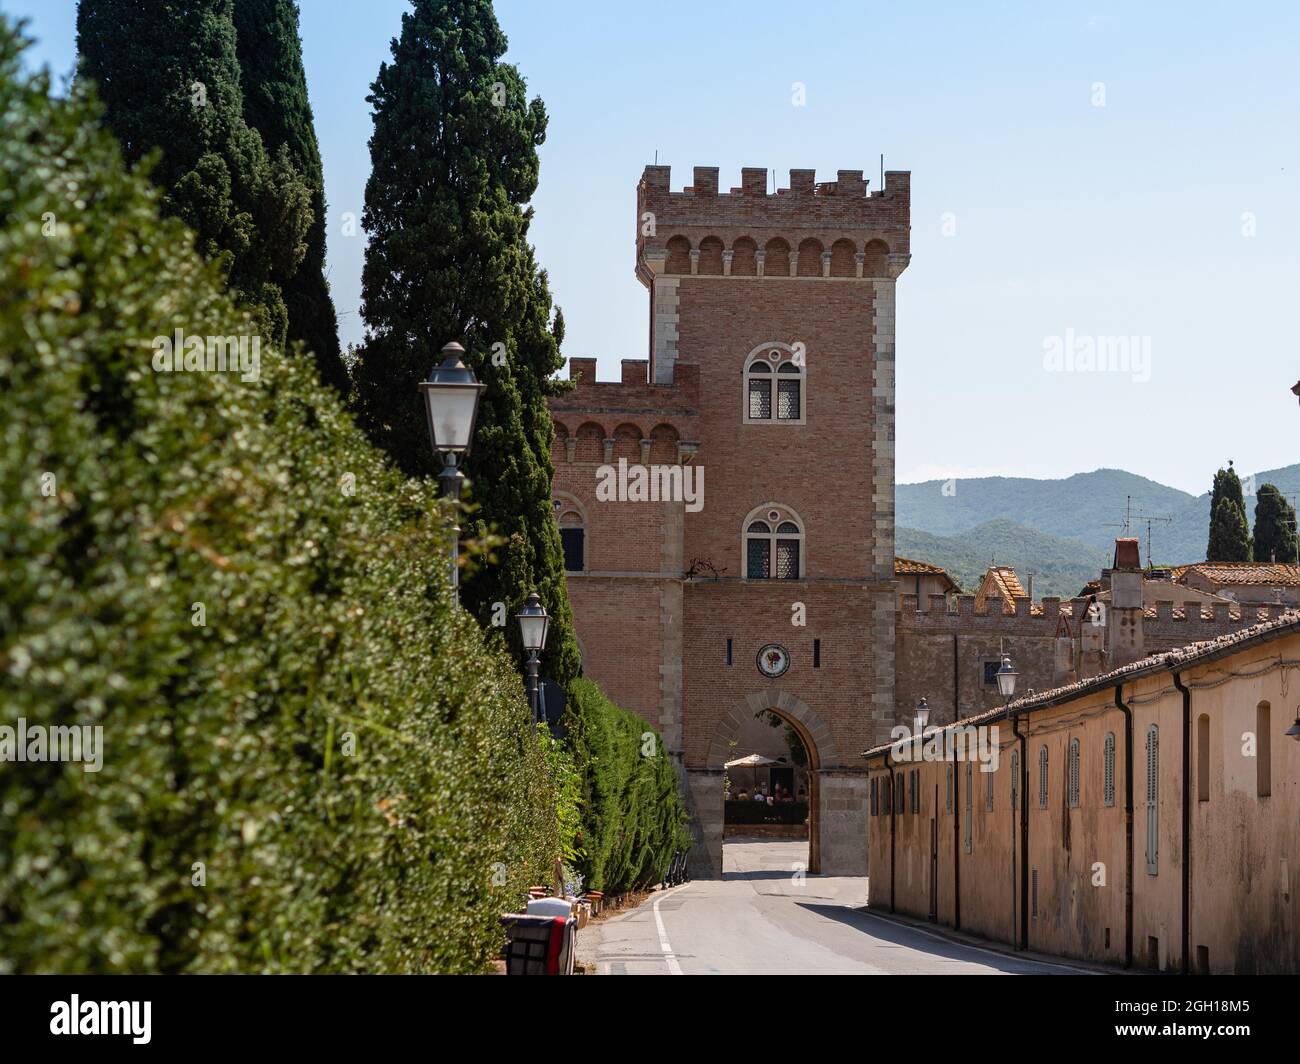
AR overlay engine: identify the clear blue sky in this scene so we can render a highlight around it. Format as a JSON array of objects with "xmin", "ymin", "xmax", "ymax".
[{"xmin": 9, "ymin": 0, "xmax": 1298, "ymax": 495}]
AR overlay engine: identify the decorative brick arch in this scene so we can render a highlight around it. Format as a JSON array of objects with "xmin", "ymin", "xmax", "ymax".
[{"xmin": 705, "ymin": 689, "xmax": 839, "ymax": 769}]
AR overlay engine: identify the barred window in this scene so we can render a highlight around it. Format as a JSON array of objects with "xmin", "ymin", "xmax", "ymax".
[
  {"xmin": 743, "ymin": 346, "xmax": 805, "ymax": 423},
  {"xmin": 777, "ymin": 365, "xmax": 802, "ymax": 420},
  {"xmin": 746, "ymin": 525, "xmax": 771, "ymax": 578},
  {"xmin": 744, "ymin": 506, "xmax": 804, "ymax": 580},
  {"xmin": 747, "ymin": 364, "xmax": 772, "ymax": 419},
  {"xmin": 986, "ymin": 763, "xmax": 994, "ymax": 812},
  {"xmin": 1010, "ymin": 750, "xmax": 1019, "ymax": 810},
  {"xmin": 1038, "ymin": 746, "xmax": 1049, "ymax": 809}
]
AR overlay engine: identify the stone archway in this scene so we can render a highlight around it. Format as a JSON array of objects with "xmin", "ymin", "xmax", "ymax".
[{"xmin": 686, "ymin": 690, "xmax": 851, "ymax": 879}]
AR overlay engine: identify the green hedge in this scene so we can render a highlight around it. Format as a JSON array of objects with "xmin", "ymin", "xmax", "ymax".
[
  {"xmin": 565, "ymin": 679, "xmax": 691, "ymax": 894},
  {"xmin": 0, "ymin": 21, "xmax": 556, "ymax": 974}
]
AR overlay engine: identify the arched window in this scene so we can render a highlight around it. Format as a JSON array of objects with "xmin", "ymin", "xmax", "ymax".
[
  {"xmin": 553, "ymin": 494, "xmax": 586, "ymax": 573},
  {"xmin": 743, "ymin": 505, "xmax": 804, "ymax": 580},
  {"xmin": 1103, "ymin": 732, "xmax": 1116, "ymax": 807},
  {"xmin": 1068, "ymin": 738, "xmax": 1080, "ymax": 808},
  {"xmin": 743, "ymin": 344, "xmax": 805, "ymax": 424}
]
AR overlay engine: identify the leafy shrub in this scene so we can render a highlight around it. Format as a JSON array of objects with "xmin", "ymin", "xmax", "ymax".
[
  {"xmin": 0, "ymin": 20, "xmax": 556, "ymax": 974},
  {"xmin": 565, "ymin": 679, "xmax": 691, "ymax": 894}
]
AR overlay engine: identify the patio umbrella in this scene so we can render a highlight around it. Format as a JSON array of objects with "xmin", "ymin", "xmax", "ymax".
[{"xmin": 724, "ymin": 753, "xmax": 780, "ymax": 795}]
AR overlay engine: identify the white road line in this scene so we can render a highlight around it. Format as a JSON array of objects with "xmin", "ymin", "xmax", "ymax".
[{"xmin": 652, "ymin": 892, "xmax": 684, "ymax": 975}]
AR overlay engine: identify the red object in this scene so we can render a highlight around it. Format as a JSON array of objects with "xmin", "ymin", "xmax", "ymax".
[{"xmin": 545, "ymin": 916, "xmax": 568, "ymax": 975}]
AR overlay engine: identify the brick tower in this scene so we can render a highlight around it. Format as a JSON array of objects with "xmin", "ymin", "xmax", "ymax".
[{"xmin": 548, "ymin": 164, "xmax": 911, "ymax": 876}]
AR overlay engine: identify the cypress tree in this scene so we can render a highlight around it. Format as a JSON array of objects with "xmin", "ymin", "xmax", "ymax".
[
  {"xmin": 1253, "ymin": 484, "xmax": 1298, "ymax": 564},
  {"xmin": 76, "ymin": 0, "xmax": 310, "ymax": 347},
  {"xmin": 353, "ymin": 0, "xmax": 578, "ymax": 684},
  {"xmin": 232, "ymin": 0, "xmax": 347, "ymax": 392},
  {"xmin": 1206, "ymin": 462, "xmax": 1252, "ymax": 562},
  {"xmin": 1208, "ymin": 496, "xmax": 1252, "ymax": 563}
]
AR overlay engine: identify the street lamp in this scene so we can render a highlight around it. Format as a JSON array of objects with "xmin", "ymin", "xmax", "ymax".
[
  {"xmin": 996, "ymin": 655, "xmax": 1019, "ymax": 704},
  {"xmin": 1286, "ymin": 709, "xmax": 1300, "ymax": 742},
  {"xmin": 418, "ymin": 342, "xmax": 485, "ymax": 607},
  {"xmin": 515, "ymin": 592, "xmax": 550, "ymax": 723},
  {"xmin": 915, "ymin": 696, "xmax": 930, "ymax": 758}
]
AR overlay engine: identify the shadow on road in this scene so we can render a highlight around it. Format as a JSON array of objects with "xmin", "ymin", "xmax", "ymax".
[{"xmin": 794, "ymin": 903, "xmax": 1084, "ymax": 975}]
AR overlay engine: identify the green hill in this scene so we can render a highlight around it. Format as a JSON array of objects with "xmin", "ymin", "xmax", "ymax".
[
  {"xmin": 896, "ymin": 519, "xmax": 1109, "ymax": 599},
  {"xmin": 898, "ymin": 464, "xmax": 1300, "ymax": 569}
]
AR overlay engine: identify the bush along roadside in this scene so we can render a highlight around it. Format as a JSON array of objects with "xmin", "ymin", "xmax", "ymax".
[
  {"xmin": 0, "ymin": 19, "xmax": 558, "ymax": 974},
  {"xmin": 564, "ymin": 679, "xmax": 692, "ymax": 895}
]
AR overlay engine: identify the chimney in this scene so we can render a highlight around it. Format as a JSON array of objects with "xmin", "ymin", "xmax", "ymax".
[{"xmin": 1108, "ymin": 537, "xmax": 1145, "ymax": 668}]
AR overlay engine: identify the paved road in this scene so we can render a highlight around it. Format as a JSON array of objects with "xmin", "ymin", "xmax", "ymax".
[{"xmin": 579, "ymin": 838, "xmax": 1098, "ymax": 975}]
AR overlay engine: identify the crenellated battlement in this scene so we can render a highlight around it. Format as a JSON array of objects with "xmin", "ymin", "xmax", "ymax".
[
  {"xmin": 547, "ymin": 357, "xmax": 700, "ymax": 468},
  {"xmin": 897, "ymin": 592, "xmax": 1293, "ymax": 644},
  {"xmin": 636, "ymin": 164, "xmax": 911, "ymax": 286}
]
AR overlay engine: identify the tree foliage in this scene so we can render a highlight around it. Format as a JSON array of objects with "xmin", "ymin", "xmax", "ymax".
[
  {"xmin": 1206, "ymin": 463, "xmax": 1252, "ymax": 562},
  {"xmin": 565, "ymin": 680, "xmax": 692, "ymax": 894},
  {"xmin": 1253, "ymin": 483, "xmax": 1297, "ymax": 565},
  {"xmin": 232, "ymin": 0, "xmax": 347, "ymax": 391},
  {"xmin": 351, "ymin": 0, "xmax": 578, "ymax": 684},
  {"xmin": 76, "ymin": 0, "xmax": 310, "ymax": 350},
  {"xmin": 0, "ymin": 21, "xmax": 556, "ymax": 973}
]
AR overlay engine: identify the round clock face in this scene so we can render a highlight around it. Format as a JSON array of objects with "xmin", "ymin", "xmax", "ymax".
[{"xmin": 756, "ymin": 644, "xmax": 790, "ymax": 679}]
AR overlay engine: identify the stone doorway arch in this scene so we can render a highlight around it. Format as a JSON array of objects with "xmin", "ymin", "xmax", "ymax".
[{"xmin": 689, "ymin": 690, "xmax": 841, "ymax": 878}]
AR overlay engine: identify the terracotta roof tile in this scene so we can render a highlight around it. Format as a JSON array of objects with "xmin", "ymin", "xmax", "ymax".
[
  {"xmin": 1178, "ymin": 562, "xmax": 1300, "ymax": 587},
  {"xmin": 862, "ymin": 609, "xmax": 1300, "ymax": 759}
]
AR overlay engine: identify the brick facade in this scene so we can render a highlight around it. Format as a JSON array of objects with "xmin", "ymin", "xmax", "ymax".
[{"xmin": 548, "ymin": 165, "xmax": 911, "ymax": 876}]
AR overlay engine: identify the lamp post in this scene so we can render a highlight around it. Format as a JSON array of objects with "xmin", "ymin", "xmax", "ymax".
[
  {"xmin": 515, "ymin": 592, "xmax": 551, "ymax": 723},
  {"xmin": 418, "ymin": 342, "xmax": 485, "ymax": 607},
  {"xmin": 915, "ymin": 696, "xmax": 930, "ymax": 759},
  {"xmin": 996, "ymin": 654, "xmax": 1018, "ymax": 706},
  {"xmin": 1286, "ymin": 710, "xmax": 1300, "ymax": 742}
]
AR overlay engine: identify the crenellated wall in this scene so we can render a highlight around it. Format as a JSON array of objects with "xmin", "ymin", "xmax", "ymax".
[{"xmin": 894, "ymin": 592, "xmax": 1294, "ymax": 728}]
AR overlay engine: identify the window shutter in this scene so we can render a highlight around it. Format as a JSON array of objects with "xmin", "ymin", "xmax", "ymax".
[
  {"xmin": 964, "ymin": 761, "xmax": 973, "ymax": 853},
  {"xmin": 1068, "ymin": 739, "xmax": 1080, "ymax": 808},
  {"xmin": 1146, "ymin": 725, "xmax": 1159, "ymax": 874},
  {"xmin": 946, "ymin": 764, "xmax": 953, "ymax": 813},
  {"xmin": 1103, "ymin": 733, "xmax": 1116, "ymax": 807},
  {"xmin": 1038, "ymin": 746, "xmax": 1049, "ymax": 808},
  {"xmin": 1010, "ymin": 751, "xmax": 1019, "ymax": 810}
]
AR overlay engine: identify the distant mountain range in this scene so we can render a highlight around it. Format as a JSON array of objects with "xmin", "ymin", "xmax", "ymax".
[{"xmin": 896, "ymin": 464, "xmax": 1300, "ymax": 598}]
